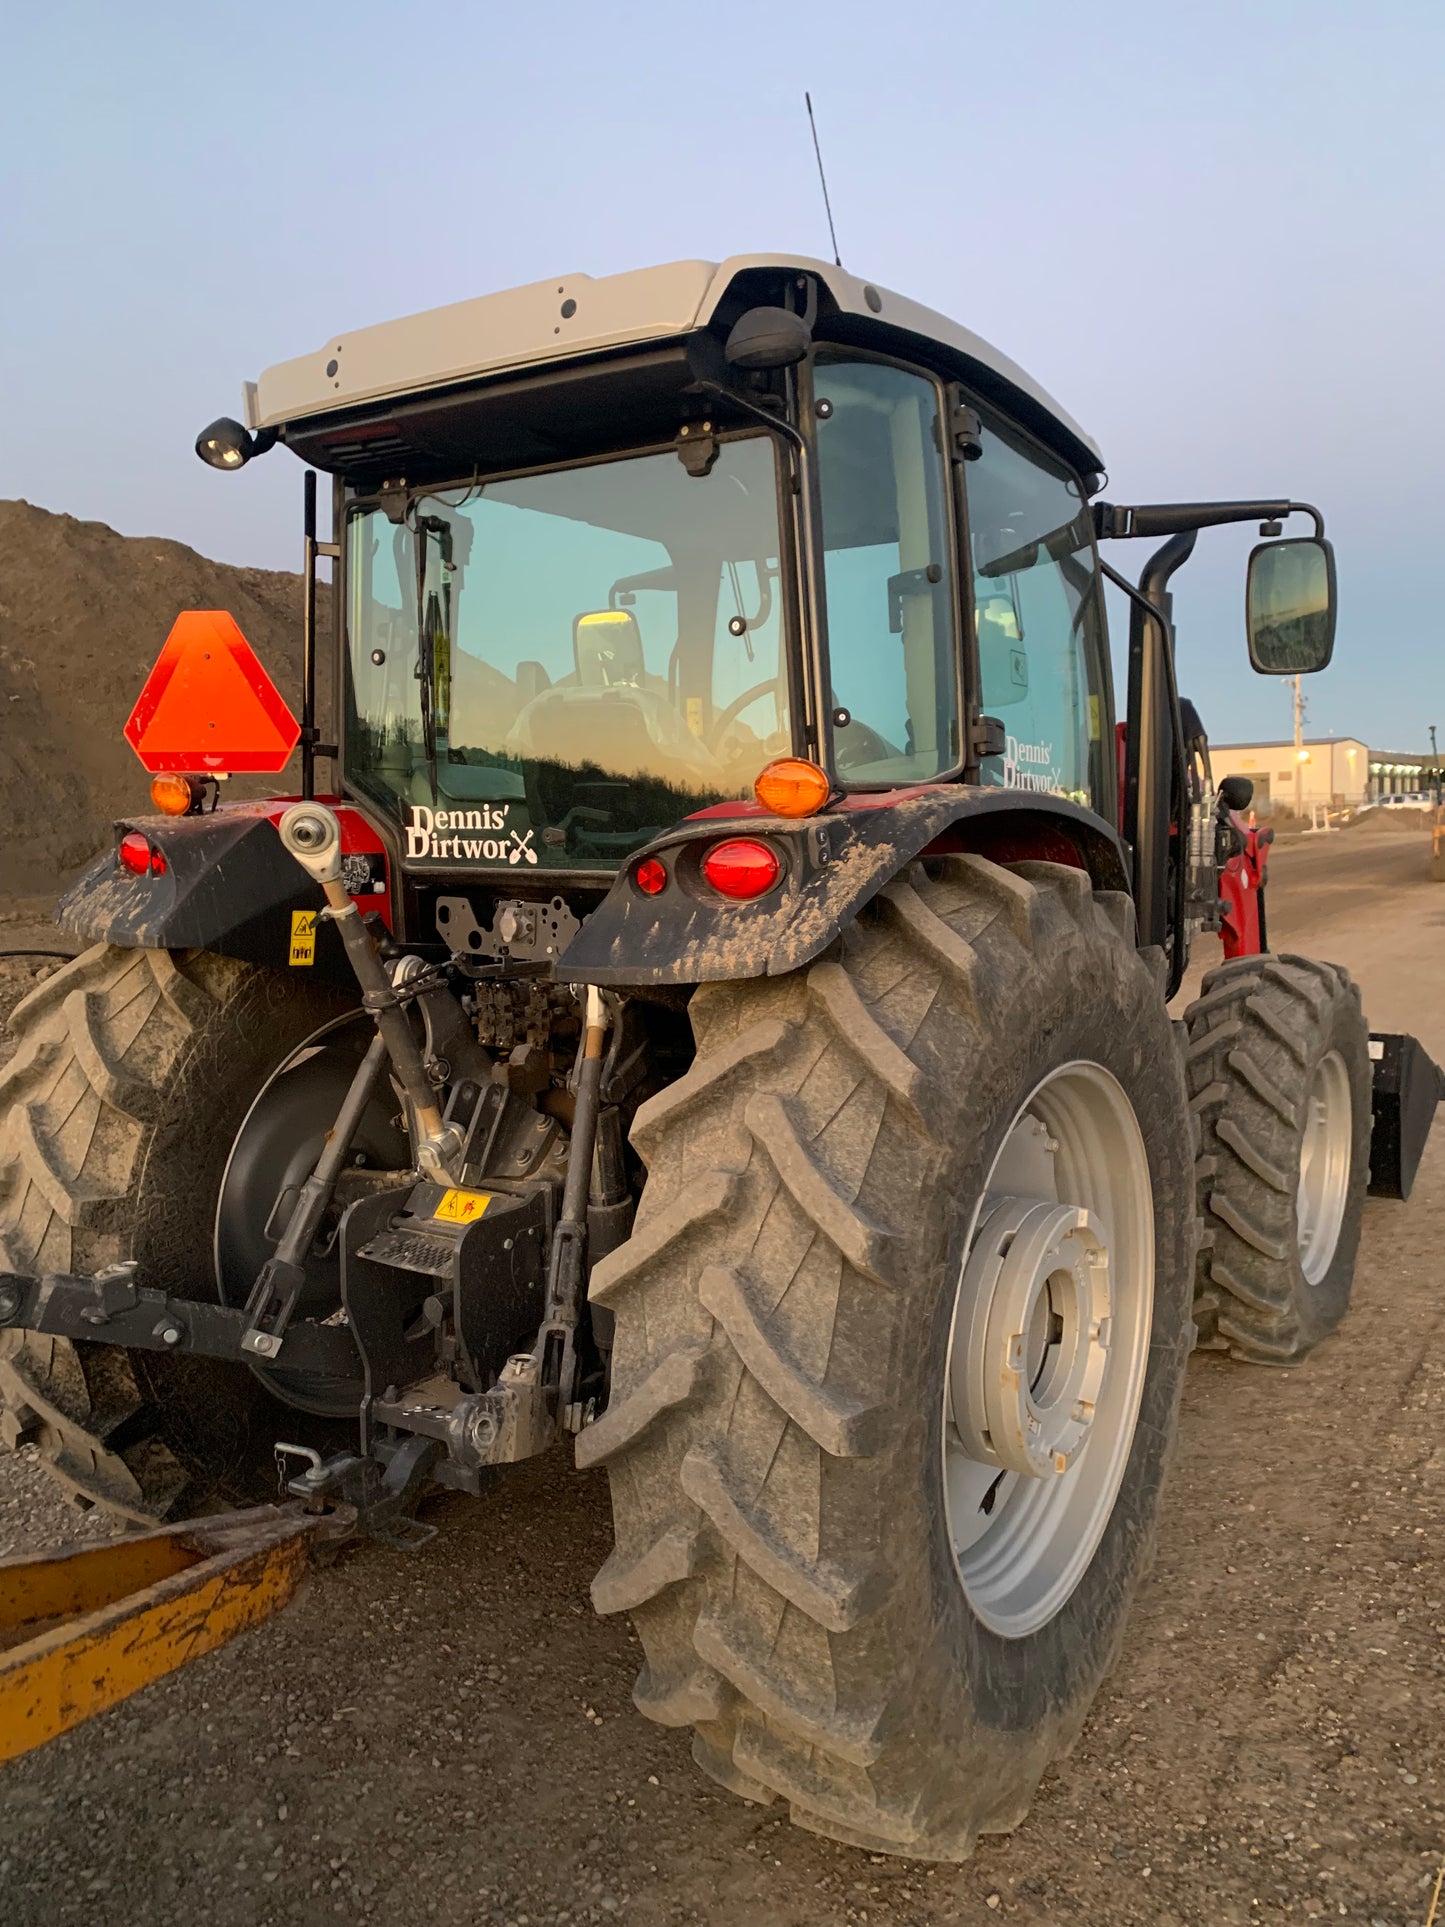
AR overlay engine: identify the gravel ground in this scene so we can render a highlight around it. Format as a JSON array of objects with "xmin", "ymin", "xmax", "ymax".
[{"xmin": 2, "ymin": 817, "xmax": 1443, "ymax": 1926}]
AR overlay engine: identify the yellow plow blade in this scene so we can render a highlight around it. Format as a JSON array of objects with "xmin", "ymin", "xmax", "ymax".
[{"xmin": 0, "ymin": 1503, "xmax": 346, "ymax": 1763}]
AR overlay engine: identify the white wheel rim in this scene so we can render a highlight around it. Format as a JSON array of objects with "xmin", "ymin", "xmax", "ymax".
[
  {"xmin": 1297, "ymin": 1049, "xmax": 1352, "ymax": 1285},
  {"xmin": 942, "ymin": 1062, "xmax": 1154, "ymax": 1639}
]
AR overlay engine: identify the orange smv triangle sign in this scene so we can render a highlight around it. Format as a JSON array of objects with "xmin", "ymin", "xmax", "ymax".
[{"xmin": 125, "ymin": 611, "xmax": 301, "ymax": 774}]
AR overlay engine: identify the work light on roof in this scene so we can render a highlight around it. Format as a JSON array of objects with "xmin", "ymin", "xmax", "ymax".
[{"xmin": 194, "ymin": 417, "xmax": 278, "ymax": 472}]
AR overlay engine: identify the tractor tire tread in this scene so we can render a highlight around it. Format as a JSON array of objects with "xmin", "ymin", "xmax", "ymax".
[
  {"xmin": 0, "ymin": 942, "xmax": 348, "ymax": 1519},
  {"xmin": 1184, "ymin": 952, "xmax": 1370, "ymax": 1362},
  {"xmin": 587, "ymin": 853, "xmax": 1196, "ymax": 1859}
]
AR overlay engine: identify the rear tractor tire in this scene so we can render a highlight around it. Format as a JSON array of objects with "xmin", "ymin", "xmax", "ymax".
[
  {"xmin": 582, "ymin": 855, "xmax": 1198, "ymax": 1860},
  {"xmin": 1185, "ymin": 952, "xmax": 1371, "ymax": 1364},
  {"xmin": 0, "ymin": 944, "xmax": 366, "ymax": 1521}
]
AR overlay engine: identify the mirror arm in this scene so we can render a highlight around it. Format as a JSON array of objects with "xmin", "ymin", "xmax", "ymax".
[
  {"xmin": 1290, "ymin": 501, "xmax": 1325, "ymax": 539},
  {"xmin": 1096, "ymin": 499, "xmax": 1323, "ymax": 540}
]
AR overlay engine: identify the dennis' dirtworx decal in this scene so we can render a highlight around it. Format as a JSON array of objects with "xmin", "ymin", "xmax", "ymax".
[
  {"xmin": 1003, "ymin": 735, "xmax": 1064, "ymax": 792},
  {"xmin": 404, "ymin": 804, "xmax": 538, "ymax": 865}
]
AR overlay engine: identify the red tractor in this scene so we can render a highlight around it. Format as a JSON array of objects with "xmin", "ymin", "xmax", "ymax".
[{"xmin": 1, "ymin": 256, "xmax": 1437, "ymax": 1850}]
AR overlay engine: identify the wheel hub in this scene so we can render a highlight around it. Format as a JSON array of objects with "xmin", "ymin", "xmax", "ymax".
[
  {"xmin": 949, "ymin": 1198, "xmax": 1111, "ymax": 1480},
  {"xmin": 1297, "ymin": 1047, "xmax": 1352, "ymax": 1284},
  {"xmin": 942, "ymin": 1062, "xmax": 1154, "ymax": 1638}
]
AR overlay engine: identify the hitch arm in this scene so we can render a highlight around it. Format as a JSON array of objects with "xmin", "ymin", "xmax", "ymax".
[
  {"xmin": 276, "ymin": 801, "xmax": 463, "ymax": 1184},
  {"xmin": 239, "ymin": 1031, "xmax": 390, "ymax": 1358},
  {"xmin": 0, "ymin": 1264, "xmax": 362, "ymax": 1377}
]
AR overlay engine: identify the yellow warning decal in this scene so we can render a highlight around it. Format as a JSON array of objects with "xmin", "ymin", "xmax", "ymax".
[
  {"xmin": 289, "ymin": 910, "xmax": 318, "ymax": 967},
  {"xmin": 685, "ymin": 695, "xmax": 705, "ymax": 738},
  {"xmin": 433, "ymin": 1188, "xmax": 492, "ymax": 1224}
]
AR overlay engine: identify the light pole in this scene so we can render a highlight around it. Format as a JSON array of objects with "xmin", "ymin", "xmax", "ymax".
[
  {"xmin": 1293, "ymin": 675, "xmax": 1306, "ymax": 818},
  {"xmin": 1431, "ymin": 726, "xmax": 1439, "ymax": 805}
]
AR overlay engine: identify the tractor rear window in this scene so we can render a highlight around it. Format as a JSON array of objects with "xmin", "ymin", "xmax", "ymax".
[{"xmin": 343, "ymin": 436, "xmax": 790, "ymax": 871}]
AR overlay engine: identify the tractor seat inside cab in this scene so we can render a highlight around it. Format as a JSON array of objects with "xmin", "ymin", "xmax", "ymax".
[{"xmin": 505, "ymin": 608, "xmax": 721, "ymax": 787}]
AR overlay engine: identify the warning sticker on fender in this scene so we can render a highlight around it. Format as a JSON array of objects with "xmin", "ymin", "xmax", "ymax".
[
  {"xmin": 289, "ymin": 910, "xmax": 318, "ymax": 966},
  {"xmin": 433, "ymin": 1189, "xmax": 492, "ymax": 1223}
]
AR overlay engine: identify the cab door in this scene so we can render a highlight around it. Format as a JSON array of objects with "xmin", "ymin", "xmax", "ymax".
[
  {"xmin": 956, "ymin": 407, "xmax": 1114, "ymax": 820},
  {"xmin": 810, "ymin": 355, "xmax": 964, "ymax": 786}
]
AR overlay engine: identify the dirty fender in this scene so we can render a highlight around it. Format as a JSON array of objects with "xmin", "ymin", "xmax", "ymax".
[
  {"xmin": 556, "ymin": 788, "xmax": 1129, "ymax": 987},
  {"xmin": 56, "ymin": 801, "xmax": 390, "ymax": 983}
]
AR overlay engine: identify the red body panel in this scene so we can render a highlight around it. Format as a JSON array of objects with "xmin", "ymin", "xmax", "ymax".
[
  {"xmin": 1219, "ymin": 813, "xmax": 1272, "ymax": 959},
  {"xmin": 221, "ymin": 795, "xmax": 394, "ymax": 929}
]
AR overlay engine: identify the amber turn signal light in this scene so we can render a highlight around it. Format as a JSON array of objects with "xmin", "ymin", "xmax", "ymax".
[
  {"xmin": 150, "ymin": 773, "xmax": 201, "ymax": 816},
  {"xmin": 753, "ymin": 757, "xmax": 831, "ymax": 818}
]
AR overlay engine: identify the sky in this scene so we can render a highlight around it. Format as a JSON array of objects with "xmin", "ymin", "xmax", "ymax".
[{"xmin": 2, "ymin": 0, "xmax": 1441, "ymax": 751}]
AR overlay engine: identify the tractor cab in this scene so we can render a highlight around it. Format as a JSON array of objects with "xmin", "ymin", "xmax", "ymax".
[{"xmin": 197, "ymin": 258, "xmax": 1125, "ymax": 923}]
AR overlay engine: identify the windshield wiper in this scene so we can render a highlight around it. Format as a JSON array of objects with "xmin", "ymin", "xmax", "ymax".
[{"xmin": 978, "ymin": 513, "xmax": 1087, "ymax": 580}]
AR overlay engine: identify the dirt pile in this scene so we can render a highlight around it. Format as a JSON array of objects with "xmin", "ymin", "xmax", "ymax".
[{"xmin": 0, "ymin": 499, "xmax": 325, "ymax": 899}]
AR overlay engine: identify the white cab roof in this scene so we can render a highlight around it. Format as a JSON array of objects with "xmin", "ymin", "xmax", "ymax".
[{"xmin": 247, "ymin": 253, "xmax": 1101, "ymax": 467}]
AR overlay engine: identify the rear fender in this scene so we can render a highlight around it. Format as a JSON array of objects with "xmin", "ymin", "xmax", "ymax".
[
  {"xmin": 55, "ymin": 799, "xmax": 392, "ymax": 985},
  {"xmin": 555, "ymin": 787, "xmax": 1130, "ymax": 987}
]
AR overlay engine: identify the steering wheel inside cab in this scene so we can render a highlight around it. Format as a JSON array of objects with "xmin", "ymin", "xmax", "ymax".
[
  {"xmin": 707, "ymin": 677, "xmax": 780, "ymax": 750},
  {"xmin": 505, "ymin": 610, "xmax": 726, "ymax": 779}
]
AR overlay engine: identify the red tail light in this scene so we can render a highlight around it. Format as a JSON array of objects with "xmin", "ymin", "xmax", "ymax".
[
  {"xmin": 701, "ymin": 838, "xmax": 781, "ymax": 900},
  {"xmin": 118, "ymin": 832, "xmax": 166, "ymax": 877},
  {"xmin": 633, "ymin": 856, "xmax": 668, "ymax": 897}
]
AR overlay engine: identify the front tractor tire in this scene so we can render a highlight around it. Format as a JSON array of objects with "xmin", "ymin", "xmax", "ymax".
[
  {"xmin": 582, "ymin": 855, "xmax": 1197, "ymax": 1860},
  {"xmin": 1185, "ymin": 953, "xmax": 1371, "ymax": 1364},
  {"xmin": 0, "ymin": 944, "xmax": 356, "ymax": 1521}
]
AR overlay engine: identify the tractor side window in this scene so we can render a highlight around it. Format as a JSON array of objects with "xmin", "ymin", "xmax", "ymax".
[
  {"xmin": 814, "ymin": 358, "xmax": 961, "ymax": 782},
  {"xmin": 964, "ymin": 414, "xmax": 1109, "ymax": 811}
]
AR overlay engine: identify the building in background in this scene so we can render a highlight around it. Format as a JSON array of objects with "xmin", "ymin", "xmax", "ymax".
[
  {"xmin": 1205, "ymin": 738, "xmax": 1440, "ymax": 811},
  {"xmin": 1367, "ymin": 751, "xmax": 1442, "ymax": 801}
]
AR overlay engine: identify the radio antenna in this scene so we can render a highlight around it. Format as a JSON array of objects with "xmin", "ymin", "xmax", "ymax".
[{"xmin": 804, "ymin": 92, "xmax": 842, "ymax": 267}]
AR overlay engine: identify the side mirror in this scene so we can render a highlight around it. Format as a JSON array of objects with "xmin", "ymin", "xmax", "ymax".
[
  {"xmin": 724, "ymin": 307, "xmax": 812, "ymax": 370},
  {"xmin": 1246, "ymin": 536, "xmax": 1337, "ymax": 674}
]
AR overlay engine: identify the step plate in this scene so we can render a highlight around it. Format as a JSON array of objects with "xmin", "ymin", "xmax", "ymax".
[{"xmin": 355, "ymin": 1228, "xmax": 458, "ymax": 1277}]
